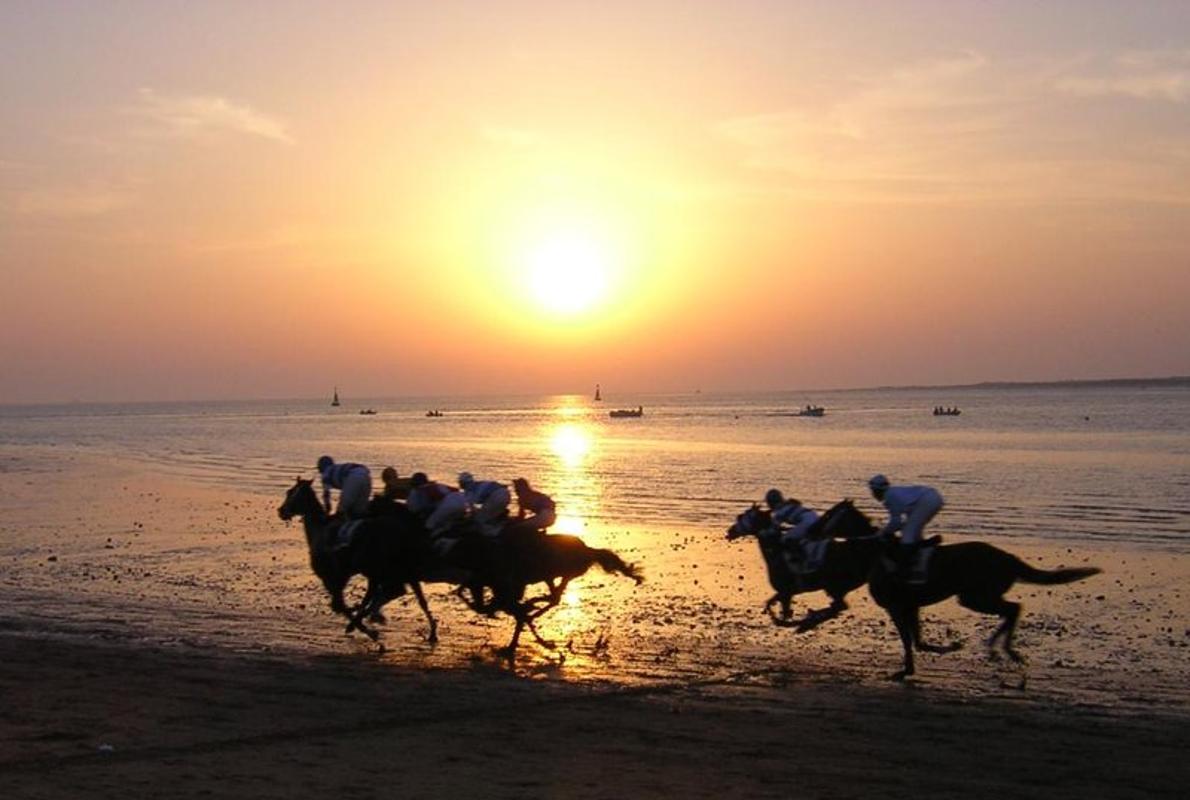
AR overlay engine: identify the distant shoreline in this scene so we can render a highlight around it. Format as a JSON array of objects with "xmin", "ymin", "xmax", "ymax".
[
  {"xmin": 835, "ymin": 374, "xmax": 1190, "ymax": 394},
  {"xmin": 2, "ymin": 374, "xmax": 1188, "ymax": 408}
]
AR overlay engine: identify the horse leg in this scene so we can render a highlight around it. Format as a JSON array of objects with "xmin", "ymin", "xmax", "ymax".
[
  {"xmin": 765, "ymin": 592, "xmax": 795, "ymax": 626},
  {"xmin": 345, "ymin": 592, "xmax": 380, "ymax": 642},
  {"xmin": 409, "ymin": 582, "xmax": 438, "ymax": 644},
  {"xmin": 524, "ymin": 614, "xmax": 557, "ymax": 650},
  {"xmin": 959, "ymin": 593, "xmax": 1023, "ymax": 662},
  {"xmin": 887, "ymin": 605, "xmax": 916, "ymax": 681}
]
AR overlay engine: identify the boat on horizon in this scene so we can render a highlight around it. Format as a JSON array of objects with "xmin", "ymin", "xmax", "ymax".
[
  {"xmin": 609, "ymin": 406, "xmax": 643, "ymax": 418},
  {"xmin": 331, "ymin": 387, "xmax": 340, "ymax": 407},
  {"xmin": 594, "ymin": 384, "xmax": 602, "ymax": 402},
  {"xmin": 795, "ymin": 405, "xmax": 825, "ymax": 417},
  {"xmin": 359, "ymin": 408, "xmax": 377, "ymax": 415},
  {"xmin": 933, "ymin": 406, "xmax": 962, "ymax": 416}
]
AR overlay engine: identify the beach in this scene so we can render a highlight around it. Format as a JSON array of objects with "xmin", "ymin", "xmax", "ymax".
[{"xmin": 2, "ymin": 437, "xmax": 1189, "ymax": 797}]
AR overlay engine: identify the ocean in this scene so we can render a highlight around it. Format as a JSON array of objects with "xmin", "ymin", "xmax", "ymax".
[{"xmin": 3, "ymin": 381, "xmax": 1188, "ymax": 548}]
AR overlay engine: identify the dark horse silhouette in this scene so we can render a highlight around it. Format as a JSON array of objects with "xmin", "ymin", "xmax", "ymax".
[
  {"xmin": 727, "ymin": 502, "xmax": 881, "ymax": 632},
  {"xmin": 459, "ymin": 527, "xmax": 644, "ymax": 660},
  {"xmin": 279, "ymin": 478, "xmax": 642, "ymax": 661},
  {"xmin": 824, "ymin": 499, "xmax": 1102, "ymax": 680},
  {"xmin": 278, "ymin": 478, "xmax": 445, "ymax": 642}
]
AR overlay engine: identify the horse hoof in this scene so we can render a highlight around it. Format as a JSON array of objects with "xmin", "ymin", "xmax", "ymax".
[
  {"xmin": 888, "ymin": 670, "xmax": 910, "ymax": 682},
  {"xmin": 1007, "ymin": 649, "xmax": 1025, "ymax": 664}
]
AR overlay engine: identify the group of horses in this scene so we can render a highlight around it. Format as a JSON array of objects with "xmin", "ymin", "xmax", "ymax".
[
  {"xmin": 277, "ymin": 478, "xmax": 642, "ymax": 661},
  {"xmin": 278, "ymin": 477, "xmax": 1100, "ymax": 679},
  {"xmin": 727, "ymin": 500, "xmax": 1101, "ymax": 679}
]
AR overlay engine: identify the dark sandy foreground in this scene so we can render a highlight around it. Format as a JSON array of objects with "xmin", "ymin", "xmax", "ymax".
[{"xmin": 2, "ymin": 632, "xmax": 1187, "ymax": 800}]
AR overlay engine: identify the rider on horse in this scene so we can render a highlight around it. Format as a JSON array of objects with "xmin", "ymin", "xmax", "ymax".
[
  {"xmin": 317, "ymin": 455, "xmax": 372, "ymax": 519},
  {"xmin": 868, "ymin": 474, "xmax": 945, "ymax": 583},
  {"xmin": 458, "ymin": 472, "xmax": 511, "ymax": 537},
  {"xmin": 764, "ymin": 489, "xmax": 820, "ymax": 566},
  {"xmin": 407, "ymin": 472, "xmax": 468, "ymax": 537}
]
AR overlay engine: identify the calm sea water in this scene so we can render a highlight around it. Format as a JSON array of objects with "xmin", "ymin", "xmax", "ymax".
[{"xmin": 2, "ymin": 383, "xmax": 1188, "ymax": 547}]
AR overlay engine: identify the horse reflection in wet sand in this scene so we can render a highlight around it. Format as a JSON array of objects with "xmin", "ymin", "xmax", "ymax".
[
  {"xmin": 824, "ymin": 499, "xmax": 1102, "ymax": 681},
  {"xmin": 727, "ymin": 502, "xmax": 882, "ymax": 632}
]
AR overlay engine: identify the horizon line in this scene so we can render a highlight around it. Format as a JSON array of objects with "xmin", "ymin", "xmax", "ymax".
[{"xmin": 2, "ymin": 373, "xmax": 1188, "ymax": 408}]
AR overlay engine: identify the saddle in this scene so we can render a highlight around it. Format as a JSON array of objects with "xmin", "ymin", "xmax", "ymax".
[{"xmin": 881, "ymin": 537, "xmax": 942, "ymax": 584}]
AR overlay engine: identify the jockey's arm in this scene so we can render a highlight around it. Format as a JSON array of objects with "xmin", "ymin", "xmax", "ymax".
[{"xmin": 877, "ymin": 514, "xmax": 903, "ymax": 539}]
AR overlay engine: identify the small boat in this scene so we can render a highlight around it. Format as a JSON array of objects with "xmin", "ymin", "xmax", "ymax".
[
  {"xmin": 359, "ymin": 408, "xmax": 377, "ymax": 415},
  {"xmin": 932, "ymin": 407, "xmax": 962, "ymax": 416},
  {"xmin": 331, "ymin": 387, "xmax": 340, "ymax": 407},
  {"xmin": 425, "ymin": 409, "xmax": 444, "ymax": 418},
  {"xmin": 594, "ymin": 384, "xmax": 602, "ymax": 402},
  {"xmin": 795, "ymin": 405, "xmax": 825, "ymax": 417},
  {"xmin": 609, "ymin": 406, "xmax": 643, "ymax": 418}
]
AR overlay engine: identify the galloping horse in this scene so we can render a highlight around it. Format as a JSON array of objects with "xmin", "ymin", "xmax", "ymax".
[
  {"xmin": 481, "ymin": 531, "xmax": 643, "ymax": 658},
  {"xmin": 824, "ymin": 499, "xmax": 1102, "ymax": 680},
  {"xmin": 278, "ymin": 478, "xmax": 441, "ymax": 642},
  {"xmin": 727, "ymin": 502, "xmax": 881, "ymax": 631}
]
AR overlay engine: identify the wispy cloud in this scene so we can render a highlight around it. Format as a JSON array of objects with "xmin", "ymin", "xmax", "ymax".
[
  {"xmin": 130, "ymin": 88, "xmax": 294, "ymax": 144},
  {"xmin": 715, "ymin": 50, "xmax": 1190, "ymax": 205},
  {"xmin": 1054, "ymin": 49, "xmax": 1190, "ymax": 103}
]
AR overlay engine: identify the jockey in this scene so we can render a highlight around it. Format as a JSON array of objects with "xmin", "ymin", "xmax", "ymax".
[
  {"xmin": 869, "ymin": 475, "xmax": 944, "ymax": 581},
  {"xmin": 317, "ymin": 455, "xmax": 372, "ymax": 519},
  {"xmin": 379, "ymin": 466, "xmax": 403, "ymax": 500},
  {"xmin": 764, "ymin": 488, "xmax": 820, "ymax": 556},
  {"xmin": 512, "ymin": 477, "xmax": 556, "ymax": 531},
  {"xmin": 458, "ymin": 472, "xmax": 511, "ymax": 536},
  {"xmin": 407, "ymin": 472, "xmax": 467, "ymax": 537}
]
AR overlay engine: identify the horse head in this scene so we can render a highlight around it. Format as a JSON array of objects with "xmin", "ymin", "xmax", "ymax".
[
  {"xmin": 726, "ymin": 504, "xmax": 772, "ymax": 540},
  {"xmin": 819, "ymin": 498, "xmax": 877, "ymax": 539},
  {"xmin": 278, "ymin": 477, "xmax": 322, "ymax": 521}
]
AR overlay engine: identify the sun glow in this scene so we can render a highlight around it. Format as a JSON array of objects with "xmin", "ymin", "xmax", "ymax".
[{"xmin": 525, "ymin": 229, "xmax": 614, "ymax": 316}]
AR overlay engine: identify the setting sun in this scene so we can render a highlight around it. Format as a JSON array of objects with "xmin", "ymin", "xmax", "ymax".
[{"xmin": 525, "ymin": 229, "xmax": 614, "ymax": 316}]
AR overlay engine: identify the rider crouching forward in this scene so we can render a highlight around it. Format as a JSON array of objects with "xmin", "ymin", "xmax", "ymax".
[
  {"xmin": 317, "ymin": 455, "xmax": 372, "ymax": 520},
  {"xmin": 512, "ymin": 477, "xmax": 556, "ymax": 532},
  {"xmin": 868, "ymin": 474, "xmax": 944, "ymax": 580},
  {"xmin": 458, "ymin": 472, "xmax": 511, "ymax": 537},
  {"xmin": 764, "ymin": 488, "xmax": 820, "ymax": 561},
  {"xmin": 407, "ymin": 472, "xmax": 468, "ymax": 537}
]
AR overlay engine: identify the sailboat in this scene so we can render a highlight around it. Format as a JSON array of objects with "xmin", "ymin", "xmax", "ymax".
[
  {"xmin": 331, "ymin": 387, "xmax": 340, "ymax": 407},
  {"xmin": 594, "ymin": 384, "xmax": 602, "ymax": 402}
]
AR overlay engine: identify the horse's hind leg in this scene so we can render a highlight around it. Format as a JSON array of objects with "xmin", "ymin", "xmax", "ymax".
[
  {"xmin": 410, "ymin": 582, "xmax": 438, "ymax": 644},
  {"xmin": 959, "ymin": 594, "xmax": 1022, "ymax": 662}
]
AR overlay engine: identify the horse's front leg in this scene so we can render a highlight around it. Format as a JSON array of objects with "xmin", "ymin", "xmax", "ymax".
[
  {"xmin": 765, "ymin": 592, "xmax": 797, "ymax": 627},
  {"xmin": 887, "ymin": 605, "xmax": 916, "ymax": 681},
  {"xmin": 344, "ymin": 591, "xmax": 381, "ymax": 642},
  {"xmin": 409, "ymin": 582, "xmax": 438, "ymax": 644}
]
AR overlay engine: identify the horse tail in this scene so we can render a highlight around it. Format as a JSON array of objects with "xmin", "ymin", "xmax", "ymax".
[
  {"xmin": 1016, "ymin": 561, "xmax": 1102, "ymax": 585},
  {"xmin": 592, "ymin": 548, "xmax": 644, "ymax": 585}
]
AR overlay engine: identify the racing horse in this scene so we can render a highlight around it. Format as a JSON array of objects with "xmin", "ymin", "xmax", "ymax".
[
  {"xmin": 727, "ymin": 501, "xmax": 882, "ymax": 632},
  {"xmin": 822, "ymin": 499, "xmax": 1102, "ymax": 680},
  {"xmin": 278, "ymin": 477, "xmax": 441, "ymax": 642}
]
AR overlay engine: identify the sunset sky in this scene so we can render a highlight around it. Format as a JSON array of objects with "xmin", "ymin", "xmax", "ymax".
[{"xmin": 2, "ymin": 1, "xmax": 1188, "ymax": 403}]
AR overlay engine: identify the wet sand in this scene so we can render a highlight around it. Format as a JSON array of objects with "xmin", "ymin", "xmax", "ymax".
[{"xmin": 2, "ymin": 446, "xmax": 1189, "ymax": 797}]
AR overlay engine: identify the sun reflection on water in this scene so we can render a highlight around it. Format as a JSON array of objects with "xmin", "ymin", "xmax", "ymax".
[{"xmin": 548, "ymin": 423, "xmax": 592, "ymax": 469}]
